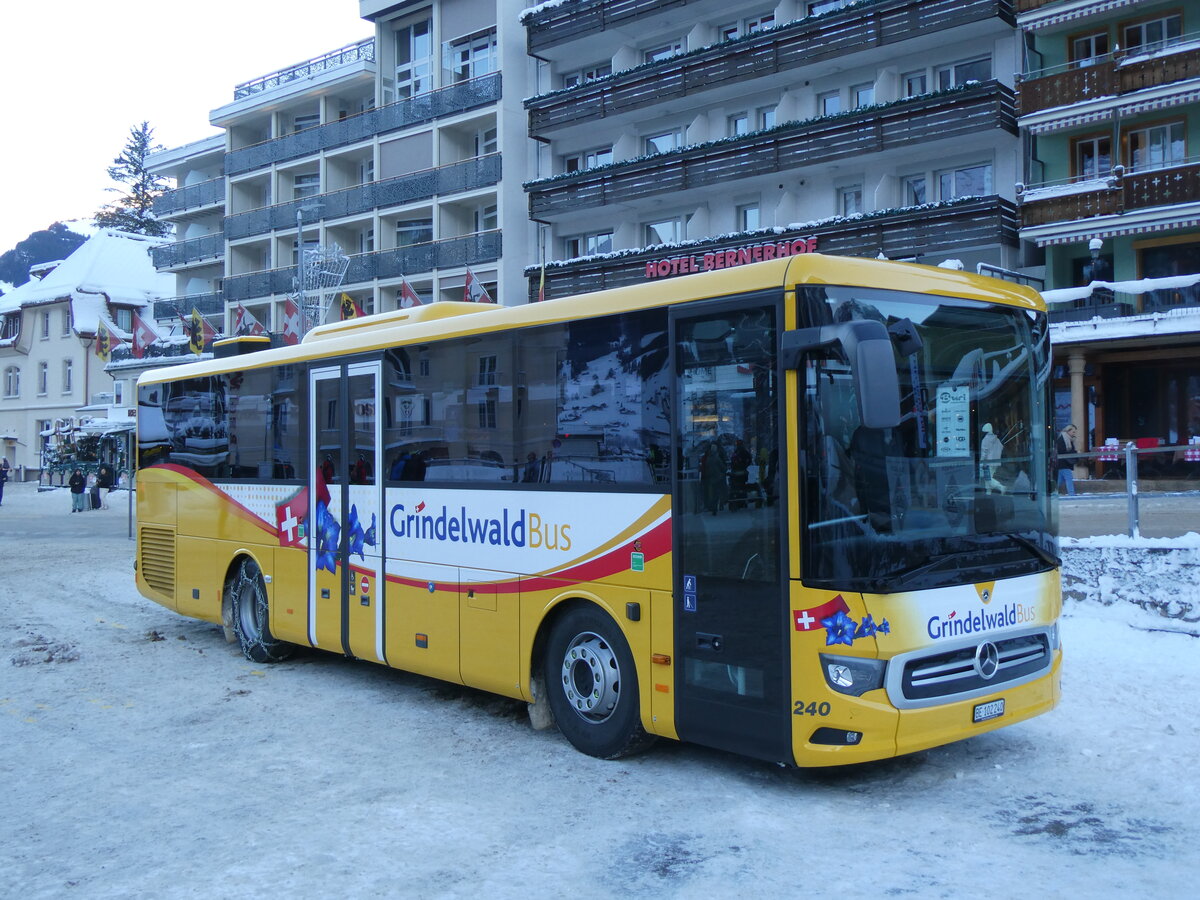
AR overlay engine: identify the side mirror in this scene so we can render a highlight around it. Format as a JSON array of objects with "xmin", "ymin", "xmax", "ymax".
[{"xmin": 782, "ymin": 320, "xmax": 901, "ymax": 429}]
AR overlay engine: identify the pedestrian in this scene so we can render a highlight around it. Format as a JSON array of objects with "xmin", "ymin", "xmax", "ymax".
[
  {"xmin": 86, "ymin": 470, "xmax": 100, "ymax": 510},
  {"xmin": 1056, "ymin": 424, "xmax": 1078, "ymax": 495},
  {"xmin": 0, "ymin": 457, "xmax": 9, "ymax": 506},
  {"xmin": 69, "ymin": 468, "xmax": 86, "ymax": 512},
  {"xmin": 97, "ymin": 463, "xmax": 114, "ymax": 509}
]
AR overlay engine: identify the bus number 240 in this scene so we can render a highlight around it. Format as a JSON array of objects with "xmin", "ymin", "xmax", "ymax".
[{"xmin": 793, "ymin": 701, "xmax": 832, "ymax": 716}]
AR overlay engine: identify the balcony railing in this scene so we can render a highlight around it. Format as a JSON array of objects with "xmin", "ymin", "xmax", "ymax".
[
  {"xmin": 234, "ymin": 38, "xmax": 375, "ymax": 100},
  {"xmin": 528, "ymin": 83, "xmax": 1016, "ymax": 218},
  {"xmin": 1019, "ymin": 161, "xmax": 1200, "ymax": 227},
  {"xmin": 151, "ymin": 292, "xmax": 224, "ymax": 322},
  {"xmin": 527, "ymin": 198, "xmax": 1018, "ymax": 299},
  {"xmin": 222, "ymin": 231, "xmax": 502, "ymax": 303},
  {"xmin": 153, "ymin": 178, "xmax": 225, "ymax": 217},
  {"xmin": 1018, "ymin": 38, "xmax": 1200, "ymax": 117},
  {"xmin": 225, "ymin": 73, "xmax": 501, "ymax": 177},
  {"xmin": 1046, "ymin": 274, "xmax": 1200, "ymax": 322},
  {"xmin": 225, "ymin": 155, "xmax": 501, "ymax": 241},
  {"xmin": 527, "ymin": 0, "xmax": 1012, "ymax": 133},
  {"xmin": 151, "ymin": 233, "xmax": 225, "ymax": 269}
]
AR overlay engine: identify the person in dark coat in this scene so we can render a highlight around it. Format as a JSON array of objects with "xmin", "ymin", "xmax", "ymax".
[
  {"xmin": 69, "ymin": 469, "xmax": 86, "ymax": 513},
  {"xmin": 0, "ymin": 458, "xmax": 9, "ymax": 506}
]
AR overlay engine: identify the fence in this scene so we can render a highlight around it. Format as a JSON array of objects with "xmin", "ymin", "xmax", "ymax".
[{"xmin": 1059, "ymin": 441, "xmax": 1200, "ymax": 538}]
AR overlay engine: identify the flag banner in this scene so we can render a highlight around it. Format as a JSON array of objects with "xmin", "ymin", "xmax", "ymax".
[
  {"xmin": 234, "ymin": 303, "xmax": 266, "ymax": 337},
  {"xmin": 94, "ymin": 321, "xmax": 119, "ymax": 362},
  {"xmin": 131, "ymin": 311, "xmax": 159, "ymax": 360},
  {"xmin": 399, "ymin": 277, "xmax": 423, "ymax": 308},
  {"xmin": 282, "ymin": 298, "xmax": 301, "ymax": 346},
  {"xmin": 463, "ymin": 267, "xmax": 495, "ymax": 304},
  {"xmin": 339, "ymin": 292, "xmax": 364, "ymax": 320},
  {"xmin": 188, "ymin": 307, "xmax": 215, "ymax": 356}
]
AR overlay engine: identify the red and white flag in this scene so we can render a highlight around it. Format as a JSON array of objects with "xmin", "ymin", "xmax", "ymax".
[
  {"xmin": 793, "ymin": 594, "xmax": 850, "ymax": 632},
  {"xmin": 463, "ymin": 267, "xmax": 495, "ymax": 304},
  {"xmin": 282, "ymin": 298, "xmax": 302, "ymax": 346},
  {"xmin": 234, "ymin": 303, "xmax": 266, "ymax": 337},
  {"xmin": 399, "ymin": 276, "xmax": 423, "ymax": 308},
  {"xmin": 275, "ymin": 487, "xmax": 308, "ymax": 548},
  {"xmin": 131, "ymin": 311, "xmax": 159, "ymax": 360}
]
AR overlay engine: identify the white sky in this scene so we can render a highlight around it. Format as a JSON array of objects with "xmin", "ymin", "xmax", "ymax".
[{"xmin": 0, "ymin": 1, "xmax": 373, "ymax": 252}]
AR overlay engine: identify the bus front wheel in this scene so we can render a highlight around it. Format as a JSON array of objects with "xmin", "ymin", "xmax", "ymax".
[
  {"xmin": 544, "ymin": 605, "xmax": 654, "ymax": 759},
  {"xmin": 228, "ymin": 558, "xmax": 294, "ymax": 664}
]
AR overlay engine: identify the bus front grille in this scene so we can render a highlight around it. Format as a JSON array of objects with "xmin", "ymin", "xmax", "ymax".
[
  {"xmin": 891, "ymin": 631, "xmax": 1052, "ymax": 707},
  {"xmin": 139, "ymin": 526, "xmax": 176, "ymax": 597}
]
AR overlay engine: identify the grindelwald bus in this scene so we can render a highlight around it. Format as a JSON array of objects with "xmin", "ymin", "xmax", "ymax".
[{"xmin": 135, "ymin": 255, "xmax": 1060, "ymax": 766}]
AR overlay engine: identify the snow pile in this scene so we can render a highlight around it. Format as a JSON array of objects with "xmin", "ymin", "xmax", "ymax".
[{"xmin": 1061, "ymin": 532, "xmax": 1200, "ymax": 626}]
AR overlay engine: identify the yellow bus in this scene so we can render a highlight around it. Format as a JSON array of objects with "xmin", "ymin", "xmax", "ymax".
[{"xmin": 135, "ymin": 254, "xmax": 1061, "ymax": 765}]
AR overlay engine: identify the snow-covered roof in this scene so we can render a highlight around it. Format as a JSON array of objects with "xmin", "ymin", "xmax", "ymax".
[{"xmin": 0, "ymin": 229, "xmax": 174, "ymax": 336}]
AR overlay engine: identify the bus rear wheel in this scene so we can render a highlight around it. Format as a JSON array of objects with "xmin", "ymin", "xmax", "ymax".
[
  {"xmin": 228, "ymin": 558, "xmax": 294, "ymax": 664},
  {"xmin": 544, "ymin": 605, "xmax": 654, "ymax": 759}
]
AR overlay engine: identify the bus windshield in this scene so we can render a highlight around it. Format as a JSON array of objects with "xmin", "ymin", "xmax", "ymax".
[{"xmin": 801, "ymin": 285, "xmax": 1055, "ymax": 592}]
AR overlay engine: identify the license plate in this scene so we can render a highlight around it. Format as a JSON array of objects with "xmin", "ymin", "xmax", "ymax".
[{"xmin": 973, "ymin": 699, "xmax": 1004, "ymax": 723}]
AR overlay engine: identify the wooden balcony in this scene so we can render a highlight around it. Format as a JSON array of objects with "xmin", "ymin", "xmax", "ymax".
[
  {"xmin": 1018, "ymin": 44, "xmax": 1200, "ymax": 117},
  {"xmin": 1020, "ymin": 162, "xmax": 1200, "ymax": 228},
  {"xmin": 526, "ymin": 198, "xmax": 1018, "ymax": 301},
  {"xmin": 527, "ymin": 0, "xmax": 1013, "ymax": 132},
  {"xmin": 528, "ymin": 83, "xmax": 1016, "ymax": 218}
]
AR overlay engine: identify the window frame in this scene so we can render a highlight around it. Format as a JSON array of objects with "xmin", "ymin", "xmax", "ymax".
[
  {"xmin": 1070, "ymin": 132, "xmax": 1113, "ymax": 180},
  {"xmin": 936, "ymin": 162, "xmax": 994, "ymax": 200},
  {"xmin": 818, "ymin": 90, "xmax": 841, "ymax": 116},
  {"xmin": 1125, "ymin": 119, "xmax": 1186, "ymax": 173},
  {"xmin": 935, "ymin": 57, "xmax": 992, "ymax": 91}
]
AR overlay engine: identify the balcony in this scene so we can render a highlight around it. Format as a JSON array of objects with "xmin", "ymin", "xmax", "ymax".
[
  {"xmin": 225, "ymin": 155, "xmax": 501, "ymax": 241},
  {"xmin": 527, "ymin": 198, "xmax": 1018, "ymax": 299},
  {"xmin": 1019, "ymin": 161, "xmax": 1200, "ymax": 228},
  {"xmin": 151, "ymin": 233, "xmax": 225, "ymax": 269},
  {"xmin": 527, "ymin": 0, "xmax": 1013, "ymax": 134},
  {"xmin": 225, "ymin": 73, "xmax": 501, "ymax": 177},
  {"xmin": 527, "ymin": 83, "xmax": 1016, "ymax": 218},
  {"xmin": 234, "ymin": 39, "xmax": 375, "ymax": 100},
  {"xmin": 153, "ymin": 178, "xmax": 224, "ymax": 217},
  {"xmin": 1018, "ymin": 39, "xmax": 1200, "ymax": 118},
  {"xmin": 222, "ymin": 231, "xmax": 502, "ymax": 303},
  {"xmin": 151, "ymin": 292, "xmax": 224, "ymax": 322}
]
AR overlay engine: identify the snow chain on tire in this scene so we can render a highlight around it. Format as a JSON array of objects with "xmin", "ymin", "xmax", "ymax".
[{"xmin": 229, "ymin": 559, "xmax": 293, "ymax": 664}]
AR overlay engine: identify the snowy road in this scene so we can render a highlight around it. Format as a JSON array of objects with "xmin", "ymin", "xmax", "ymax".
[{"xmin": 2, "ymin": 483, "xmax": 1197, "ymax": 898}]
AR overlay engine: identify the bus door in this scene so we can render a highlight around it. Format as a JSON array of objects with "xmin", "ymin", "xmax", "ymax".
[
  {"xmin": 309, "ymin": 362, "xmax": 385, "ymax": 663},
  {"xmin": 671, "ymin": 301, "xmax": 790, "ymax": 762}
]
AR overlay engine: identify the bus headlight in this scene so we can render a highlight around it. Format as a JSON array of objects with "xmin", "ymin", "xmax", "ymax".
[
  {"xmin": 819, "ymin": 654, "xmax": 887, "ymax": 697},
  {"xmin": 1048, "ymin": 622, "xmax": 1061, "ymax": 650}
]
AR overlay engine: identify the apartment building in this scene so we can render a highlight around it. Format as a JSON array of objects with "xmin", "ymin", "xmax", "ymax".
[
  {"xmin": 520, "ymin": 0, "xmax": 1027, "ymax": 300},
  {"xmin": 149, "ymin": 0, "xmax": 533, "ymax": 341},
  {"xmin": 1016, "ymin": 0, "xmax": 1200, "ymax": 456}
]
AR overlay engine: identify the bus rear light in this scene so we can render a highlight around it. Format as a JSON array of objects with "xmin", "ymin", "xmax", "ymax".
[{"xmin": 819, "ymin": 654, "xmax": 886, "ymax": 697}]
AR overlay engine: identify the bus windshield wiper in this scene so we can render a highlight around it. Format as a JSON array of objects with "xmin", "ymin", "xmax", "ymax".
[
  {"xmin": 1000, "ymin": 533, "xmax": 1061, "ymax": 569},
  {"xmin": 861, "ymin": 551, "xmax": 963, "ymax": 594}
]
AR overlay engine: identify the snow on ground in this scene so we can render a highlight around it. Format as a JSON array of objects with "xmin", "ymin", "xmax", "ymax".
[{"xmin": 1, "ymin": 482, "xmax": 1198, "ymax": 898}]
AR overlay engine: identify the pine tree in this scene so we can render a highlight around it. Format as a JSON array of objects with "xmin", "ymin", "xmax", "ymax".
[{"xmin": 94, "ymin": 122, "xmax": 170, "ymax": 237}]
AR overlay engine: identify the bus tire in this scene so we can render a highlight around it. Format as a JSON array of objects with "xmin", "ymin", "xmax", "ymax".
[
  {"xmin": 229, "ymin": 558, "xmax": 294, "ymax": 664},
  {"xmin": 544, "ymin": 605, "xmax": 654, "ymax": 760}
]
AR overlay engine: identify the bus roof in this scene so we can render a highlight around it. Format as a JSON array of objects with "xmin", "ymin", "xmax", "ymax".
[{"xmin": 138, "ymin": 254, "xmax": 1044, "ymax": 386}]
